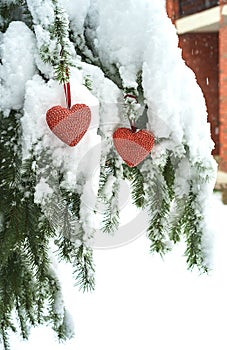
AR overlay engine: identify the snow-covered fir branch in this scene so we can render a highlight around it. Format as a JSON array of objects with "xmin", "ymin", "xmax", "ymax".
[{"xmin": 0, "ymin": 0, "xmax": 217, "ymax": 348}]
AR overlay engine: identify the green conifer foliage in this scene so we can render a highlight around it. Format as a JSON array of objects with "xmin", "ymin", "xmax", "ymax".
[{"xmin": 0, "ymin": 111, "xmax": 72, "ymax": 348}]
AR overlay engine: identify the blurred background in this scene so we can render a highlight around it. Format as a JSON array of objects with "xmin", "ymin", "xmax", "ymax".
[{"xmin": 166, "ymin": 2, "xmax": 224, "ymax": 164}]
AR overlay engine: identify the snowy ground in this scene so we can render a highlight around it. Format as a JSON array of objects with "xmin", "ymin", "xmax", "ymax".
[{"xmin": 10, "ymin": 191, "xmax": 227, "ymax": 350}]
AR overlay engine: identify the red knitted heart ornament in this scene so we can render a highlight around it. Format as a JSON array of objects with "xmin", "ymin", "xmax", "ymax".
[
  {"xmin": 113, "ymin": 128, "xmax": 155, "ymax": 167},
  {"xmin": 46, "ymin": 104, "xmax": 91, "ymax": 146}
]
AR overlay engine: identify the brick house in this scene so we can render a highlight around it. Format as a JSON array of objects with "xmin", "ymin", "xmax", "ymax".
[{"xmin": 166, "ymin": 0, "xmax": 227, "ymax": 171}]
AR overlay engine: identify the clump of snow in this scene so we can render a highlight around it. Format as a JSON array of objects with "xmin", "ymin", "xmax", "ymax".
[
  {"xmin": 34, "ymin": 177, "xmax": 54, "ymax": 205},
  {"xmin": 62, "ymin": 309, "xmax": 75, "ymax": 339},
  {"xmin": 26, "ymin": 0, "xmax": 55, "ymax": 26},
  {"xmin": 95, "ymin": 0, "xmax": 161, "ymax": 86},
  {"xmin": 174, "ymin": 158, "xmax": 191, "ymax": 198},
  {"xmin": 33, "ymin": 24, "xmax": 56, "ymax": 78},
  {"xmin": 141, "ymin": 5, "xmax": 215, "ymax": 165},
  {"xmin": 60, "ymin": 0, "xmax": 91, "ymax": 35},
  {"xmin": 0, "ymin": 21, "xmax": 36, "ymax": 110},
  {"xmin": 80, "ymin": 61, "xmax": 121, "ymax": 136},
  {"xmin": 79, "ymin": 179, "xmax": 96, "ymax": 245},
  {"xmin": 22, "ymin": 74, "xmax": 63, "ymax": 157}
]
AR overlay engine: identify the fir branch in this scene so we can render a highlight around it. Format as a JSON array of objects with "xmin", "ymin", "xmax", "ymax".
[
  {"xmin": 162, "ymin": 154, "xmax": 175, "ymax": 200},
  {"xmin": 98, "ymin": 157, "xmax": 116, "ymax": 200},
  {"xmin": 45, "ymin": 268, "xmax": 72, "ymax": 341},
  {"xmin": 0, "ymin": 324, "xmax": 11, "ymax": 350},
  {"xmin": 55, "ymin": 235, "xmax": 96, "ymax": 292},
  {"xmin": 73, "ymin": 245, "xmax": 95, "ymax": 292},
  {"xmin": 54, "ymin": 310, "xmax": 74, "ymax": 341},
  {"xmin": 0, "ymin": 250, "xmax": 35, "ymax": 344},
  {"xmin": 98, "ymin": 155, "xmax": 120, "ymax": 233},
  {"xmin": 31, "ymin": 146, "xmax": 83, "ymax": 243},
  {"xmin": 169, "ymin": 199, "xmax": 184, "ymax": 244},
  {"xmin": 162, "ymin": 154, "xmax": 184, "ymax": 244},
  {"xmin": 147, "ymin": 201, "xmax": 171, "ymax": 256},
  {"xmin": 0, "ymin": 112, "xmax": 71, "ymax": 348},
  {"xmin": 182, "ymin": 189, "xmax": 208, "ymax": 272},
  {"xmin": 0, "ymin": 283, "xmax": 17, "ymax": 350},
  {"xmin": 29, "ymin": 142, "xmax": 96, "ymax": 292},
  {"xmin": 55, "ymin": 235, "xmax": 75, "ymax": 263},
  {"xmin": 142, "ymin": 160, "xmax": 172, "ymax": 256},
  {"xmin": 101, "ymin": 196, "xmax": 119, "ymax": 234},
  {"xmin": 53, "ymin": 187, "xmax": 96, "ymax": 292},
  {"xmin": 122, "ymin": 164, "xmax": 145, "ymax": 208},
  {"xmin": 28, "ymin": 0, "xmax": 74, "ymax": 83},
  {"xmin": 50, "ymin": 1, "xmax": 73, "ymax": 83},
  {"xmin": 15, "ymin": 295, "xmax": 29, "ymax": 340},
  {"xmin": 60, "ymin": 190, "xmax": 81, "ymax": 220},
  {"xmin": 83, "ymin": 75, "xmax": 93, "ymax": 91}
]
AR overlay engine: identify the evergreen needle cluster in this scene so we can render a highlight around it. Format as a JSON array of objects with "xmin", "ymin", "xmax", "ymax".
[
  {"xmin": 142, "ymin": 154, "xmax": 209, "ymax": 272},
  {"xmin": 98, "ymin": 155, "xmax": 120, "ymax": 233},
  {"xmin": 38, "ymin": 0, "xmax": 74, "ymax": 83},
  {"xmin": 0, "ymin": 112, "xmax": 72, "ymax": 348},
  {"xmin": 122, "ymin": 164, "xmax": 145, "ymax": 208}
]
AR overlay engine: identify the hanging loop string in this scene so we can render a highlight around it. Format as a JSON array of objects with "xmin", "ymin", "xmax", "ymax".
[
  {"xmin": 124, "ymin": 94, "xmax": 138, "ymax": 102},
  {"xmin": 64, "ymin": 67, "xmax": 71, "ymax": 109},
  {"xmin": 124, "ymin": 94, "xmax": 138, "ymax": 133},
  {"xmin": 60, "ymin": 48, "xmax": 71, "ymax": 109}
]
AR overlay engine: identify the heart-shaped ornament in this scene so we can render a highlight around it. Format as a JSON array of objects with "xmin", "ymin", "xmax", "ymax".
[
  {"xmin": 113, "ymin": 127, "xmax": 155, "ymax": 167},
  {"xmin": 46, "ymin": 104, "xmax": 91, "ymax": 146}
]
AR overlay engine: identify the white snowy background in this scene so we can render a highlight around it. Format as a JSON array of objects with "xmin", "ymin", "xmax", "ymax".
[{"xmin": 10, "ymin": 192, "xmax": 227, "ymax": 350}]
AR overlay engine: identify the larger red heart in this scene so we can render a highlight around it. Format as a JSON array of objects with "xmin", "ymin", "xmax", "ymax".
[
  {"xmin": 46, "ymin": 104, "xmax": 91, "ymax": 147},
  {"xmin": 113, "ymin": 128, "xmax": 155, "ymax": 167}
]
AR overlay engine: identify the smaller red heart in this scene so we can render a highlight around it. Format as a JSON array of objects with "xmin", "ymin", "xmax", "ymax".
[
  {"xmin": 46, "ymin": 104, "xmax": 91, "ymax": 147},
  {"xmin": 113, "ymin": 128, "xmax": 154, "ymax": 167}
]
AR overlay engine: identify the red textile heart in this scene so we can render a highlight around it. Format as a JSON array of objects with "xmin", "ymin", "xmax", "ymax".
[
  {"xmin": 113, "ymin": 128, "xmax": 155, "ymax": 167},
  {"xmin": 46, "ymin": 104, "xmax": 91, "ymax": 146}
]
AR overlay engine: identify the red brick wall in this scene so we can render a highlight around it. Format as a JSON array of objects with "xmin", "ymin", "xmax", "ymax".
[
  {"xmin": 166, "ymin": 1, "xmax": 220, "ymax": 157},
  {"xmin": 179, "ymin": 33, "xmax": 219, "ymax": 155},
  {"xmin": 219, "ymin": 25, "xmax": 227, "ymax": 170},
  {"xmin": 166, "ymin": 0, "xmax": 179, "ymax": 21},
  {"xmin": 168, "ymin": 0, "xmax": 219, "ymax": 18},
  {"xmin": 166, "ymin": 2, "xmax": 219, "ymax": 156},
  {"xmin": 179, "ymin": 0, "xmax": 204, "ymax": 17}
]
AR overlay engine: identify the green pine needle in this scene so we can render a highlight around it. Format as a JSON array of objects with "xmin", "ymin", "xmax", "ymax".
[
  {"xmin": 37, "ymin": 0, "xmax": 74, "ymax": 83},
  {"xmin": 142, "ymin": 160, "xmax": 172, "ymax": 257},
  {"xmin": 98, "ymin": 155, "xmax": 120, "ymax": 234},
  {"xmin": 74, "ymin": 245, "xmax": 95, "ymax": 292},
  {"xmin": 162, "ymin": 155, "xmax": 175, "ymax": 200},
  {"xmin": 0, "ymin": 111, "xmax": 72, "ymax": 348},
  {"xmin": 147, "ymin": 198, "xmax": 171, "ymax": 256},
  {"xmin": 101, "ymin": 200, "xmax": 119, "ymax": 234},
  {"xmin": 122, "ymin": 164, "xmax": 145, "ymax": 208},
  {"xmin": 182, "ymin": 189, "xmax": 208, "ymax": 272}
]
